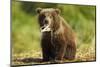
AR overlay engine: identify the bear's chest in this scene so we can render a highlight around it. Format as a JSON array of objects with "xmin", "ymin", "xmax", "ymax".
[{"xmin": 42, "ymin": 31, "xmax": 51, "ymax": 40}]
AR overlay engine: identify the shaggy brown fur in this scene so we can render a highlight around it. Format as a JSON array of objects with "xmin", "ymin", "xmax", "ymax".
[{"xmin": 36, "ymin": 8, "xmax": 76, "ymax": 62}]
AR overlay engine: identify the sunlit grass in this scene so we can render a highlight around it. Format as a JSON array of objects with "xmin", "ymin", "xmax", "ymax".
[
  {"xmin": 12, "ymin": 1, "xmax": 96, "ymax": 66},
  {"xmin": 12, "ymin": 43, "xmax": 95, "ymax": 65}
]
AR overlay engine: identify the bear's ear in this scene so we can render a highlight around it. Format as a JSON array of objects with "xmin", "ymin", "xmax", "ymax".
[
  {"xmin": 55, "ymin": 8, "xmax": 60, "ymax": 14},
  {"xmin": 36, "ymin": 8, "xmax": 42, "ymax": 14}
]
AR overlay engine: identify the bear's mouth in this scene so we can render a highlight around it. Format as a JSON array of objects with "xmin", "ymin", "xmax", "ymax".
[{"xmin": 40, "ymin": 25, "xmax": 51, "ymax": 32}]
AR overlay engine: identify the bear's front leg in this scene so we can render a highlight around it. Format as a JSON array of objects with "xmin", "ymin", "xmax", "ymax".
[
  {"xmin": 55, "ymin": 44, "xmax": 66, "ymax": 61},
  {"xmin": 41, "ymin": 39, "xmax": 50, "ymax": 61},
  {"xmin": 41, "ymin": 32, "xmax": 51, "ymax": 61}
]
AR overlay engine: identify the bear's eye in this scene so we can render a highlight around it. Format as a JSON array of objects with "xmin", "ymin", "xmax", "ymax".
[
  {"xmin": 39, "ymin": 14, "xmax": 46, "ymax": 22},
  {"xmin": 50, "ymin": 16, "xmax": 52, "ymax": 18},
  {"xmin": 49, "ymin": 15, "xmax": 53, "ymax": 19},
  {"xmin": 40, "ymin": 14, "xmax": 46, "ymax": 19}
]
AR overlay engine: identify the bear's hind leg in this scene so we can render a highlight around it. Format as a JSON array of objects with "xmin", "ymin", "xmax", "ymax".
[{"xmin": 64, "ymin": 43, "xmax": 76, "ymax": 60}]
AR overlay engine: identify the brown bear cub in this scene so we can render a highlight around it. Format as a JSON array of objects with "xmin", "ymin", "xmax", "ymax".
[{"xmin": 36, "ymin": 8, "xmax": 76, "ymax": 62}]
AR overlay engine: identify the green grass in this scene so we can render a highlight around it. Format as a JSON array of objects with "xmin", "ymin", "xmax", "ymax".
[
  {"xmin": 12, "ymin": 1, "xmax": 96, "ymax": 66},
  {"xmin": 12, "ymin": 43, "xmax": 95, "ymax": 65}
]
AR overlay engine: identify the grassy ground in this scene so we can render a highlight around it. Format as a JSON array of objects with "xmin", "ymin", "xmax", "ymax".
[
  {"xmin": 12, "ymin": 1, "xmax": 96, "ymax": 66},
  {"xmin": 12, "ymin": 43, "xmax": 96, "ymax": 66}
]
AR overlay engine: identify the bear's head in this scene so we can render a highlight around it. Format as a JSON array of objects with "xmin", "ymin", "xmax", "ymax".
[{"xmin": 36, "ymin": 8, "xmax": 61, "ymax": 32}]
